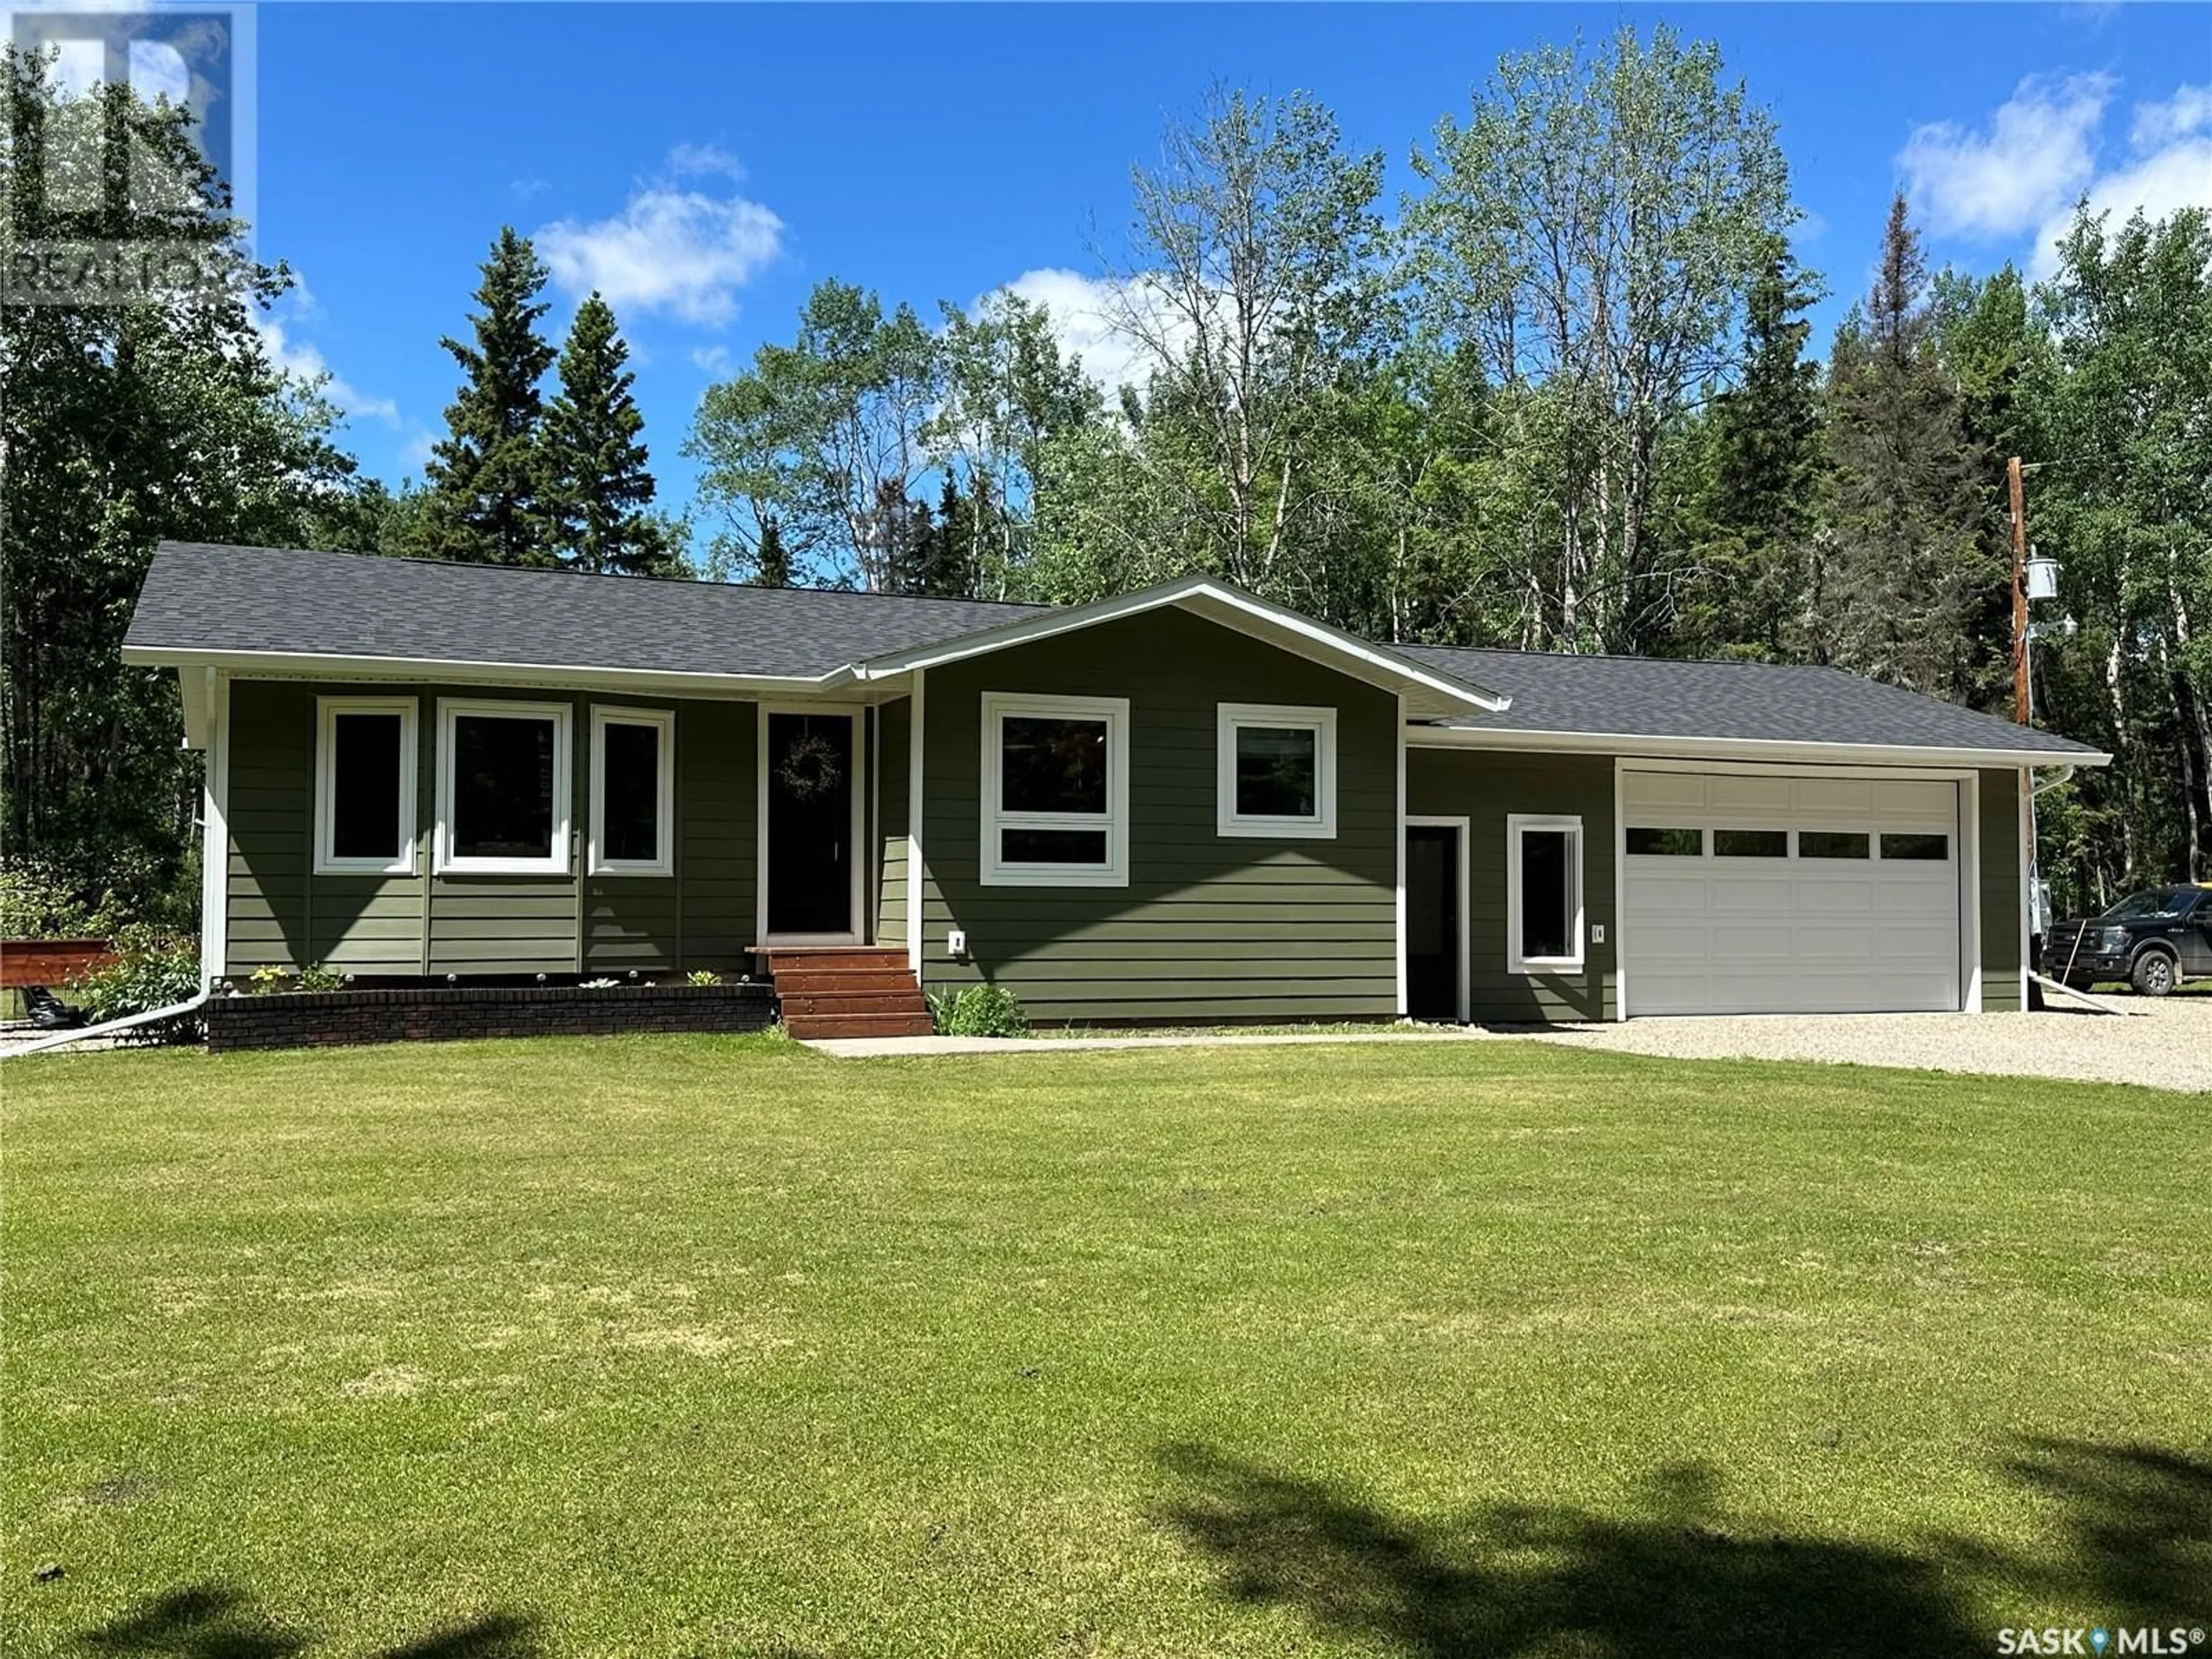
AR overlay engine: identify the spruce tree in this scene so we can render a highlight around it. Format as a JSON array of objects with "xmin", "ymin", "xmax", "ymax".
[
  {"xmin": 922, "ymin": 474, "xmax": 977, "ymax": 598},
  {"xmin": 1819, "ymin": 196, "xmax": 1998, "ymax": 702},
  {"xmin": 542, "ymin": 293, "xmax": 676, "ymax": 576},
  {"xmin": 1683, "ymin": 239, "xmax": 1823, "ymax": 660},
  {"xmin": 753, "ymin": 515, "xmax": 793, "ymax": 588},
  {"xmin": 415, "ymin": 228, "xmax": 558, "ymax": 566}
]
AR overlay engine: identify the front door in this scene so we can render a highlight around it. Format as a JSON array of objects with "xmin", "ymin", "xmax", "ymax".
[
  {"xmin": 763, "ymin": 710, "xmax": 858, "ymax": 941},
  {"xmin": 1407, "ymin": 823, "xmax": 1461, "ymax": 1021}
]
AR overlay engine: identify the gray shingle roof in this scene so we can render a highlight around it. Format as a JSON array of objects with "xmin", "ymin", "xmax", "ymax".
[
  {"xmin": 1397, "ymin": 644, "xmax": 2097, "ymax": 756},
  {"xmin": 125, "ymin": 541, "xmax": 2103, "ymax": 759},
  {"xmin": 125, "ymin": 541, "xmax": 1050, "ymax": 680}
]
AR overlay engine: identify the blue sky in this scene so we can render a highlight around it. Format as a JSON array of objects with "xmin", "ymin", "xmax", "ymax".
[{"xmin": 248, "ymin": 2, "xmax": 2212, "ymax": 526}]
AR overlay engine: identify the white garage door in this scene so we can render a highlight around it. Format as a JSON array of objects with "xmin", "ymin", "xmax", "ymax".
[{"xmin": 1622, "ymin": 771, "xmax": 1964, "ymax": 1016}]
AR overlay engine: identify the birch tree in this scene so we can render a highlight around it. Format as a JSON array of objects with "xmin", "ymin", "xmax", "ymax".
[{"xmin": 1406, "ymin": 24, "xmax": 1792, "ymax": 653}]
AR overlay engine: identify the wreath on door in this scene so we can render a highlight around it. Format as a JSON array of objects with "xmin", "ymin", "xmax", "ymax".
[{"xmin": 777, "ymin": 730, "xmax": 844, "ymax": 802}]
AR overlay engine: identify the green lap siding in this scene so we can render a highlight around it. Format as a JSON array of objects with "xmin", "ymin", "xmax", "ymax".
[
  {"xmin": 1979, "ymin": 767, "xmax": 2024, "ymax": 1011},
  {"xmin": 877, "ymin": 697, "xmax": 910, "ymax": 949},
  {"xmin": 916, "ymin": 609, "xmax": 1399, "ymax": 1024},
  {"xmin": 1406, "ymin": 748, "xmax": 1618, "ymax": 1023},
  {"xmin": 220, "ymin": 681, "xmax": 756, "ymax": 980}
]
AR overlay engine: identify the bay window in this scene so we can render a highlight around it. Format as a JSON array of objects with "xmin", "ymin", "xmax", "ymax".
[
  {"xmin": 314, "ymin": 696, "xmax": 417, "ymax": 874},
  {"xmin": 589, "ymin": 706, "xmax": 674, "ymax": 876},
  {"xmin": 980, "ymin": 692, "xmax": 1128, "ymax": 886},
  {"xmin": 435, "ymin": 699, "xmax": 572, "ymax": 874}
]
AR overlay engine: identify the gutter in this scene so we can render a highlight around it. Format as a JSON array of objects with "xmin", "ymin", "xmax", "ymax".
[
  {"xmin": 2, "ymin": 984, "xmax": 210, "ymax": 1058},
  {"xmin": 2033, "ymin": 764, "xmax": 2077, "ymax": 796}
]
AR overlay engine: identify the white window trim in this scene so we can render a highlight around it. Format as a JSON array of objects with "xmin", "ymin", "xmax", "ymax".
[
  {"xmin": 435, "ymin": 698, "xmax": 573, "ymax": 876},
  {"xmin": 1217, "ymin": 702, "xmax": 1338, "ymax": 839},
  {"xmin": 1506, "ymin": 812, "xmax": 1585, "ymax": 974},
  {"xmin": 314, "ymin": 695, "xmax": 418, "ymax": 876},
  {"xmin": 588, "ymin": 706, "xmax": 675, "ymax": 877},
  {"xmin": 980, "ymin": 691, "xmax": 1130, "ymax": 888}
]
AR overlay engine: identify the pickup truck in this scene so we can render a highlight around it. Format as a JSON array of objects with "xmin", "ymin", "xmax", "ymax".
[{"xmin": 2041, "ymin": 885, "xmax": 2212, "ymax": 995}]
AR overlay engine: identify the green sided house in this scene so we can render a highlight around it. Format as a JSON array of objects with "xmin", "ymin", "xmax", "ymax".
[{"xmin": 123, "ymin": 540, "xmax": 2107, "ymax": 1037}]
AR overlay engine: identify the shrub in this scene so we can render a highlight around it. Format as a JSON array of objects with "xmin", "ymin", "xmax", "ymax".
[
  {"xmin": 686, "ymin": 969, "xmax": 722, "ymax": 987},
  {"xmin": 67, "ymin": 927, "xmax": 203, "ymax": 1043},
  {"xmin": 295, "ymin": 964, "xmax": 346, "ymax": 992},
  {"xmin": 245, "ymin": 965, "xmax": 290, "ymax": 995},
  {"xmin": 930, "ymin": 983, "xmax": 1028, "ymax": 1038},
  {"xmin": 0, "ymin": 860, "xmax": 96, "ymax": 938}
]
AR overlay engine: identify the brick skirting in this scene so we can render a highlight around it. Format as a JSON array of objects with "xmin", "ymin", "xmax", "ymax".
[{"xmin": 204, "ymin": 982, "xmax": 778, "ymax": 1052}]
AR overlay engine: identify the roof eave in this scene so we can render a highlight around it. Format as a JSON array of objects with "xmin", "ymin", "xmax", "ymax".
[
  {"xmin": 1407, "ymin": 723, "xmax": 2112, "ymax": 770},
  {"xmin": 121, "ymin": 643, "xmax": 845, "ymax": 700}
]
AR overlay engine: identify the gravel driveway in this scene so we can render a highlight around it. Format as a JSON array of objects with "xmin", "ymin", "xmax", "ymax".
[{"xmin": 1518, "ymin": 995, "xmax": 2209, "ymax": 1093}]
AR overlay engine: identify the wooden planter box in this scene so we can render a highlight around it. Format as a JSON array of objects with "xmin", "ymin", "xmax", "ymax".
[
  {"xmin": 0, "ymin": 938, "xmax": 117, "ymax": 989},
  {"xmin": 203, "ymin": 980, "xmax": 778, "ymax": 1052}
]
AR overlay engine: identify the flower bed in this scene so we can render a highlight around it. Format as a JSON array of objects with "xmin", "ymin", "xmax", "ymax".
[{"xmin": 204, "ymin": 981, "xmax": 777, "ymax": 1052}]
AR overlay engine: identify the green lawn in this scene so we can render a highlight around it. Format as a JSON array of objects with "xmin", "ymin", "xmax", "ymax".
[{"xmin": 3, "ymin": 1037, "xmax": 2207, "ymax": 1658}]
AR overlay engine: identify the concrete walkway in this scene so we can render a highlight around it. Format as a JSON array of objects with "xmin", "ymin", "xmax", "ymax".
[
  {"xmin": 804, "ymin": 1028, "xmax": 1504, "ymax": 1058},
  {"xmin": 805, "ymin": 1001, "xmax": 2209, "ymax": 1092}
]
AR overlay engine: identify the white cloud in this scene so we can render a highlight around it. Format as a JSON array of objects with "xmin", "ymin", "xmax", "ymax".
[
  {"xmin": 690, "ymin": 343, "xmax": 733, "ymax": 376},
  {"xmin": 986, "ymin": 267, "xmax": 1202, "ymax": 402},
  {"xmin": 2129, "ymin": 82, "xmax": 2211, "ymax": 150},
  {"xmin": 537, "ymin": 146, "xmax": 783, "ymax": 328},
  {"xmin": 2029, "ymin": 81, "xmax": 2212, "ymax": 276},
  {"xmin": 256, "ymin": 311, "xmax": 399, "ymax": 426},
  {"xmin": 1900, "ymin": 72, "xmax": 2114, "ymax": 238},
  {"xmin": 665, "ymin": 141, "xmax": 744, "ymax": 181}
]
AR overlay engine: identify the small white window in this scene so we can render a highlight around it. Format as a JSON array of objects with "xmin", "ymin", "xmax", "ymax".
[
  {"xmin": 435, "ymin": 699, "xmax": 573, "ymax": 876},
  {"xmin": 315, "ymin": 696, "xmax": 417, "ymax": 876},
  {"xmin": 1217, "ymin": 703, "xmax": 1337, "ymax": 839},
  {"xmin": 1506, "ymin": 813, "xmax": 1584, "ymax": 973},
  {"xmin": 980, "ymin": 692, "xmax": 1128, "ymax": 887},
  {"xmin": 589, "ymin": 707, "xmax": 675, "ymax": 876}
]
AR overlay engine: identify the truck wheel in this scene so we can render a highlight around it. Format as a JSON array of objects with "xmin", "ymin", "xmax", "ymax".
[{"xmin": 2130, "ymin": 948, "xmax": 2176, "ymax": 997}]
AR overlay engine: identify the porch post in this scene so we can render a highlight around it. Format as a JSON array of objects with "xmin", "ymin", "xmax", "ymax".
[{"xmin": 907, "ymin": 669, "xmax": 926, "ymax": 980}]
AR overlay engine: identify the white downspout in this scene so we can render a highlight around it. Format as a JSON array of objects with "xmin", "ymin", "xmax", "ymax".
[{"xmin": 7, "ymin": 668, "xmax": 230, "ymax": 1058}]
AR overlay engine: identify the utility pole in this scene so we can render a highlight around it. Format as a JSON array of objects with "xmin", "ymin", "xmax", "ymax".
[{"xmin": 2009, "ymin": 454, "xmax": 2031, "ymax": 726}]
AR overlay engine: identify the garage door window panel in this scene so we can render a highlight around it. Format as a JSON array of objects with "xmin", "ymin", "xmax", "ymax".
[
  {"xmin": 1714, "ymin": 828, "xmax": 1789, "ymax": 858},
  {"xmin": 1508, "ymin": 815, "xmax": 1584, "ymax": 974},
  {"xmin": 1800, "ymin": 831, "xmax": 1871, "ymax": 859},
  {"xmin": 1627, "ymin": 827, "xmax": 1703, "ymax": 856},
  {"xmin": 1881, "ymin": 832, "xmax": 1950, "ymax": 861}
]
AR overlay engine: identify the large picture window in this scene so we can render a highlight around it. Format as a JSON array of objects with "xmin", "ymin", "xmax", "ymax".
[
  {"xmin": 980, "ymin": 692, "xmax": 1128, "ymax": 887},
  {"xmin": 589, "ymin": 707, "xmax": 674, "ymax": 876},
  {"xmin": 1506, "ymin": 813, "xmax": 1584, "ymax": 974},
  {"xmin": 435, "ymin": 699, "xmax": 572, "ymax": 874},
  {"xmin": 315, "ymin": 696, "xmax": 417, "ymax": 874},
  {"xmin": 1217, "ymin": 703, "xmax": 1337, "ymax": 839}
]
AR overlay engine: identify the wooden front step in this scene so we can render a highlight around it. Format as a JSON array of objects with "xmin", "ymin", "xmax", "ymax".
[
  {"xmin": 757, "ymin": 946, "xmax": 932, "ymax": 1040},
  {"xmin": 783, "ymin": 1011, "xmax": 935, "ymax": 1039},
  {"xmin": 780, "ymin": 991, "xmax": 930, "ymax": 1018},
  {"xmin": 774, "ymin": 969, "xmax": 918, "ymax": 994}
]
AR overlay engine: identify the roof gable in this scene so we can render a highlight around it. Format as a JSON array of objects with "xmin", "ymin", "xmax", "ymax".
[{"xmin": 849, "ymin": 574, "xmax": 1510, "ymax": 718}]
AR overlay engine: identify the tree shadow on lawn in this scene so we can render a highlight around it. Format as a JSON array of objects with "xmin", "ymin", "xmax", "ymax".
[
  {"xmin": 78, "ymin": 1584, "xmax": 539, "ymax": 1659},
  {"xmin": 1156, "ymin": 1437, "xmax": 2212, "ymax": 1658}
]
